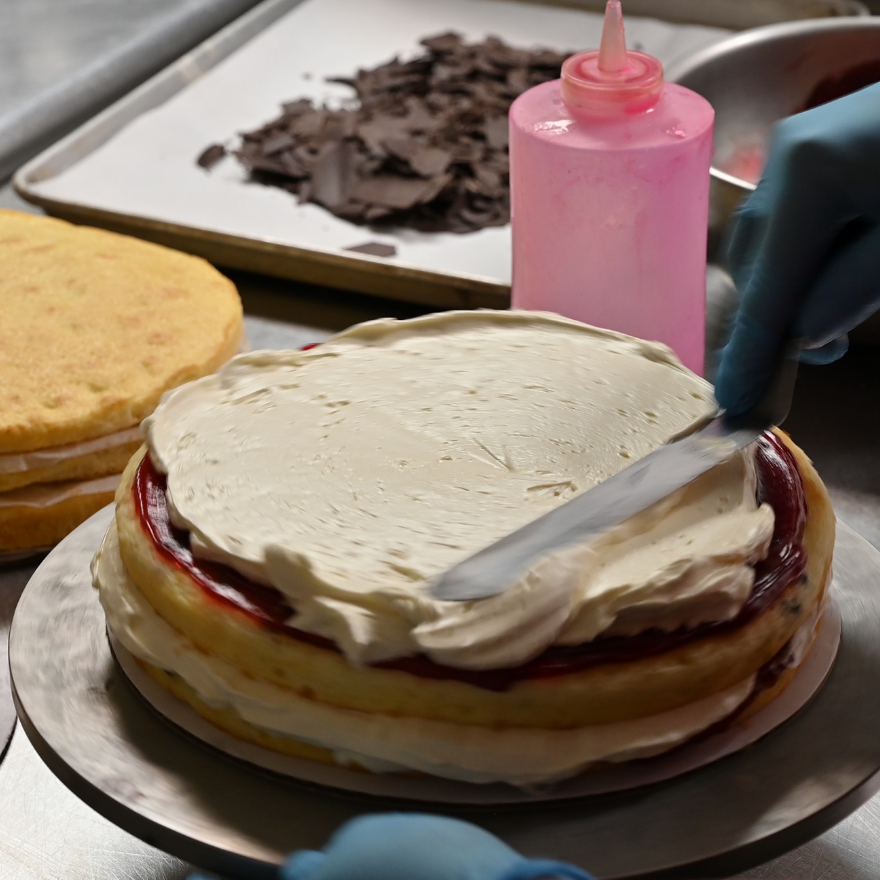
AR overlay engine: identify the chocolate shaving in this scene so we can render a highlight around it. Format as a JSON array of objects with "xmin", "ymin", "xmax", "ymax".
[
  {"xmin": 196, "ymin": 143, "xmax": 226, "ymax": 169},
  {"xmin": 344, "ymin": 241, "xmax": 398, "ymax": 257},
  {"xmin": 261, "ymin": 133, "xmax": 295, "ymax": 155},
  {"xmin": 410, "ymin": 146, "xmax": 452, "ymax": 178},
  {"xmin": 311, "ymin": 140, "xmax": 359, "ymax": 209},
  {"xmin": 205, "ymin": 33, "xmax": 571, "ymax": 233}
]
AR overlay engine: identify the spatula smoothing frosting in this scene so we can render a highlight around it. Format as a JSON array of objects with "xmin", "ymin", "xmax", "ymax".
[{"xmin": 144, "ymin": 311, "xmax": 774, "ymax": 669}]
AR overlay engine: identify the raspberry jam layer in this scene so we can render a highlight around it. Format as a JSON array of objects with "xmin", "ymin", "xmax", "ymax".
[{"xmin": 134, "ymin": 431, "xmax": 806, "ymax": 691}]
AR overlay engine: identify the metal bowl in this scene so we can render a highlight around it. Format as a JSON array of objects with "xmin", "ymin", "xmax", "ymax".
[{"xmin": 668, "ymin": 17, "xmax": 880, "ymax": 255}]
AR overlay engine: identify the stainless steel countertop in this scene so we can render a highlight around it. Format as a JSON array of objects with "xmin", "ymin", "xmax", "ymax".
[
  {"xmin": 3, "ymin": 196, "xmax": 880, "ymax": 880},
  {"xmin": 0, "ymin": 0, "xmax": 180, "ymax": 115},
  {"xmin": 2, "ymin": 1, "xmax": 880, "ymax": 873},
  {"xmin": 0, "ymin": 0, "xmax": 262, "ymax": 182},
  {"xmin": 0, "ymin": 303, "xmax": 879, "ymax": 880}
]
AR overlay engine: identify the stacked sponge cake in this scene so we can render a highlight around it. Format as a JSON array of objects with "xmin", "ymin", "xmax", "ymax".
[
  {"xmin": 94, "ymin": 312, "xmax": 835, "ymax": 786},
  {"xmin": 0, "ymin": 210, "xmax": 243, "ymax": 556}
]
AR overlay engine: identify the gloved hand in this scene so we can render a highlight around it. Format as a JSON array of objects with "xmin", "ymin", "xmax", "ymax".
[
  {"xmin": 715, "ymin": 81, "xmax": 880, "ymax": 416},
  {"xmin": 278, "ymin": 813, "xmax": 595, "ymax": 880}
]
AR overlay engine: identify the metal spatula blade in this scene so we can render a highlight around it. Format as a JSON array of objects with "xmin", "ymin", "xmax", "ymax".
[{"xmin": 430, "ymin": 346, "xmax": 799, "ymax": 602}]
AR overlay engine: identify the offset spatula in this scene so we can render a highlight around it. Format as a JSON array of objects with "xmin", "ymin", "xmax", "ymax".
[{"xmin": 430, "ymin": 346, "xmax": 799, "ymax": 602}]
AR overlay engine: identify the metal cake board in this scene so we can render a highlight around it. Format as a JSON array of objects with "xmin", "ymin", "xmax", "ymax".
[
  {"xmin": 10, "ymin": 506, "xmax": 880, "ymax": 879},
  {"xmin": 0, "ymin": 560, "xmax": 23, "ymax": 765}
]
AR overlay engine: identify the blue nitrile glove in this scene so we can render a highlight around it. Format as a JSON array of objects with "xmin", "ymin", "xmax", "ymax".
[
  {"xmin": 278, "ymin": 814, "xmax": 596, "ymax": 880},
  {"xmin": 715, "ymin": 81, "xmax": 880, "ymax": 416}
]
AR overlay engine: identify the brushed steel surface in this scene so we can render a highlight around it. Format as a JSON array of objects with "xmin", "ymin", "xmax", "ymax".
[
  {"xmin": 560, "ymin": 0, "xmax": 869, "ymax": 27},
  {"xmin": 8, "ymin": 504, "xmax": 880, "ymax": 879},
  {"xmin": 0, "ymin": 0, "xmax": 179, "ymax": 114},
  {"xmin": 0, "ymin": 0, "xmax": 264, "ymax": 183},
  {"xmin": 0, "ymin": 734, "xmax": 190, "ymax": 880}
]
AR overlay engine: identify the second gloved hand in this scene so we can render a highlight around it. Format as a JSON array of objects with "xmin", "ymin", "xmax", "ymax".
[
  {"xmin": 715, "ymin": 82, "xmax": 880, "ymax": 416},
  {"xmin": 280, "ymin": 814, "xmax": 595, "ymax": 880}
]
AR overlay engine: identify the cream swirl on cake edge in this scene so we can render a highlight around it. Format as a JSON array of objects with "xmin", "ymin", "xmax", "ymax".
[
  {"xmin": 142, "ymin": 310, "xmax": 775, "ymax": 670},
  {"xmin": 0, "ymin": 427, "xmax": 142, "ymax": 475},
  {"xmin": 0, "ymin": 473, "xmax": 121, "ymax": 508},
  {"xmin": 93, "ymin": 520, "xmax": 759, "ymax": 787}
]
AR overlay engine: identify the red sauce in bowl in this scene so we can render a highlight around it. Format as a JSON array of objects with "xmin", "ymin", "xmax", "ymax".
[{"xmin": 800, "ymin": 60, "xmax": 880, "ymax": 112}]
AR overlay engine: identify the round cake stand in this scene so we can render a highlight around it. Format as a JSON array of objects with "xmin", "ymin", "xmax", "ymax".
[
  {"xmin": 0, "ymin": 559, "xmax": 27, "ymax": 765},
  {"xmin": 10, "ymin": 507, "xmax": 880, "ymax": 880}
]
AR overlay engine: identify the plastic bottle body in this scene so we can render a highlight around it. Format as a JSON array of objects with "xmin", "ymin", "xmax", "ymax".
[{"xmin": 509, "ymin": 79, "xmax": 714, "ymax": 374}]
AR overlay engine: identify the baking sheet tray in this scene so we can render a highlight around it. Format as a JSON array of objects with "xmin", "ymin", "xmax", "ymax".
[
  {"xmin": 14, "ymin": 0, "xmax": 868, "ymax": 309},
  {"xmin": 15, "ymin": 0, "xmax": 734, "ymax": 309}
]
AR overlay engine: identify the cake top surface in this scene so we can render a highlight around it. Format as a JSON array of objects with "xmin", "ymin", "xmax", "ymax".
[
  {"xmin": 145, "ymin": 310, "xmax": 774, "ymax": 669},
  {"xmin": 0, "ymin": 210, "xmax": 243, "ymax": 453}
]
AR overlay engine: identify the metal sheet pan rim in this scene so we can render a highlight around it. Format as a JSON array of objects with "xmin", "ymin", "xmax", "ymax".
[
  {"xmin": 19, "ymin": 197, "xmax": 510, "ymax": 311},
  {"xmin": 20, "ymin": 194, "xmax": 509, "ymax": 289}
]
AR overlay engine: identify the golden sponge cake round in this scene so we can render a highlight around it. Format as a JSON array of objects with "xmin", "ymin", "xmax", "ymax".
[
  {"xmin": 0, "ymin": 210, "xmax": 243, "ymax": 455},
  {"xmin": 0, "ymin": 209, "xmax": 243, "ymax": 554}
]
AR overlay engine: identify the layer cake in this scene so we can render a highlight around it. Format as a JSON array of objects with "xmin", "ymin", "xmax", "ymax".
[{"xmin": 93, "ymin": 311, "xmax": 834, "ymax": 785}]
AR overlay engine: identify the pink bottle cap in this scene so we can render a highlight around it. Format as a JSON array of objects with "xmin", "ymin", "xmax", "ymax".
[{"xmin": 561, "ymin": 0, "xmax": 664, "ymax": 117}]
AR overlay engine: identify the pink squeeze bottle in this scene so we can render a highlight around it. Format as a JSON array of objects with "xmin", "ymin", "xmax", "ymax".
[{"xmin": 509, "ymin": 0, "xmax": 714, "ymax": 374}]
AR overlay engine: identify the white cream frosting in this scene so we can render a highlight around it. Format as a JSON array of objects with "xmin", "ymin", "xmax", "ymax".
[
  {"xmin": 93, "ymin": 521, "xmax": 757, "ymax": 786},
  {"xmin": 0, "ymin": 427, "xmax": 142, "ymax": 475},
  {"xmin": 0, "ymin": 473, "xmax": 120, "ymax": 508},
  {"xmin": 143, "ymin": 311, "xmax": 774, "ymax": 670}
]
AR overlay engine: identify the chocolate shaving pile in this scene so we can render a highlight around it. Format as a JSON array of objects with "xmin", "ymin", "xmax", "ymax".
[{"xmin": 198, "ymin": 33, "xmax": 570, "ymax": 233}]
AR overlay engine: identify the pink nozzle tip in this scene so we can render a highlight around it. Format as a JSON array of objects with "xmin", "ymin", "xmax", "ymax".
[{"xmin": 598, "ymin": 0, "xmax": 627, "ymax": 74}]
